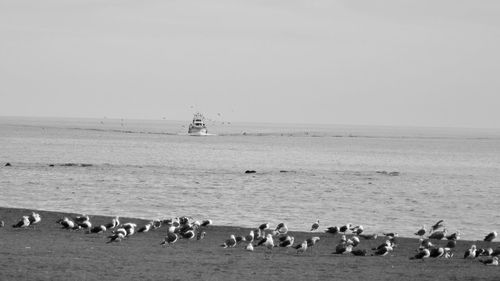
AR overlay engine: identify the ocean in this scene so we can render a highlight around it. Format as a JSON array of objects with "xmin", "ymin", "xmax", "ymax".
[{"xmin": 1, "ymin": 116, "xmax": 499, "ymax": 240}]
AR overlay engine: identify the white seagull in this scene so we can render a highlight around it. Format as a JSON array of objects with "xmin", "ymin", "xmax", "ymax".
[{"xmin": 12, "ymin": 216, "xmax": 30, "ymax": 228}]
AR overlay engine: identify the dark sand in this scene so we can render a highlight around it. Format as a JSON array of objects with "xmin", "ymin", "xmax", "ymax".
[{"xmin": 0, "ymin": 207, "xmax": 498, "ymax": 281}]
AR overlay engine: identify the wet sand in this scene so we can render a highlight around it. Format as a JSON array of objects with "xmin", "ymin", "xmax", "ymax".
[{"xmin": 0, "ymin": 207, "xmax": 498, "ymax": 281}]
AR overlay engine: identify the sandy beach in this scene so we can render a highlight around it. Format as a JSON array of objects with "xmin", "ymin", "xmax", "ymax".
[{"xmin": 0, "ymin": 207, "xmax": 498, "ymax": 281}]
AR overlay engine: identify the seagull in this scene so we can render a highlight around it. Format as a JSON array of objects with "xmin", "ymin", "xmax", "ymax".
[
  {"xmin": 12, "ymin": 216, "xmax": 30, "ymax": 228},
  {"xmin": 464, "ymin": 245, "xmax": 477, "ymax": 259},
  {"xmin": 107, "ymin": 232, "xmax": 125, "ymax": 243},
  {"xmin": 446, "ymin": 240, "xmax": 457, "ymax": 249},
  {"xmin": 310, "ymin": 220, "xmax": 320, "ymax": 232},
  {"xmin": 419, "ymin": 239, "xmax": 433, "ymax": 249},
  {"xmin": 0, "ymin": 220, "xmax": 4, "ymax": 227},
  {"xmin": 137, "ymin": 223, "xmax": 152, "ymax": 233},
  {"xmin": 28, "ymin": 212, "xmax": 41, "ymax": 227},
  {"xmin": 151, "ymin": 219, "xmax": 162, "ymax": 229},
  {"xmin": 245, "ymin": 243, "xmax": 254, "ymax": 251},
  {"xmin": 201, "ymin": 219, "xmax": 212, "ymax": 227},
  {"xmin": 484, "ymin": 231, "xmax": 497, "ymax": 242},
  {"xmin": 333, "ymin": 243, "xmax": 353, "ymax": 254},
  {"xmin": 278, "ymin": 236, "xmax": 295, "ymax": 248},
  {"xmin": 259, "ymin": 223, "xmax": 270, "ymax": 233},
  {"xmin": 181, "ymin": 230, "xmax": 195, "ymax": 239},
  {"xmin": 245, "ymin": 230, "xmax": 255, "ymax": 244},
  {"xmin": 79, "ymin": 220, "xmax": 92, "ymax": 230},
  {"xmin": 429, "ymin": 247, "xmax": 445, "ymax": 258},
  {"xmin": 275, "ymin": 223, "xmax": 288, "ymax": 234},
  {"xmin": 160, "ymin": 227, "xmax": 178, "ymax": 247},
  {"xmin": 105, "ymin": 216, "xmax": 120, "ymax": 229},
  {"xmin": 410, "ymin": 248, "xmax": 430, "ymax": 260},
  {"xmin": 339, "ymin": 223, "xmax": 352, "ymax": 234},
  {"xmin": 351, "ymin": 236, "xmax": 360, "ymax": 247},
  {"xmin": 429, "ymin": 229, "xmax": 447, "ymax": 240},
  {"xmin": 383, "ymin": 232, "xmax": 399, "ymax": 238},
  {"xmin": 373, "ymin": 245, "xmax": 393, "ymax": 256},
  {"xmin": 446, "ymin": 231, "xmax": 460, "ymax": 241},
  {"xmin": 86, "ymin": 225, "xmax": 106, "ymax": 234},
  {"xmin": 480, "ymin": 256, "xmax": 499, "ymax": 266},
  {"xmin": 263, "ymin": 234, "xmax": 275, "ymax": 251},
  {"xmin": 351, "ymin": 225, "xmax": 364, "ymax": 235},
  {"xmin": 351, "ymin": 249, "xmax": 368, "ymax": 256},
  {"xmin": 430, "ymin": 220, "xmax": 444, "ymax": 233},
  {"xmin": 359, "ymin": 233, "xmax": 378, "ymax": 240},
  {"xmin": 415, "ymin": 225, "xmax": 426, "ymax": 237},
  {"xmin": 295, "ymin": 240, "xmax": 308, "ymax": 254},
  {"xmin": 122, "ymin": 223, "xmax": 137, "ymax": 236},
  {"xmin": 57, "ymin": 217, "xmax": 75, "ymax": 229},
  {"xmin": 306, "ymin": 237, "xmax": 321, "ymax": 247},
  {"xmin": 235, "ymin": 235, "xmax": 246, "ymax": 244},
  {"xmin": 74, "ymin": 214, "xmax": 90, "ymax": 224},
  {"xmin": 325, "ymin": 226, "xmax": 339, "ymax": 235},
  {"xmin": 222, "ymin": 235, "xmax": 237, "ymax": 248}
]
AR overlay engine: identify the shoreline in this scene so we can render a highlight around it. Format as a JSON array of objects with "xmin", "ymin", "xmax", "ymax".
[{"xmin": 0, "ymin": 206, "xmax": 498, "ymax": 281}]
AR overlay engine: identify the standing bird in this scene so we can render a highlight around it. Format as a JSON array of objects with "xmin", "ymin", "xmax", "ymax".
[
  {"xmin": 28, "ymin": 212, "xmax": 41, "ymax": 228},
  {"xmin": 12, "ymin": 216, "xmax": 30, "ymax": 228},
  {"xmin": 464, "ymin": 245, "xmax": 477, "ymax": 259},
  {"xmin": 259, "ymin": 222, "xmax": 270, "ymax": 233},
  {"xmin": 295, "ymin": 240, "xmax": 308, "ymax": 254},
  {"xmin": 310, "ymin": 220, "xmax": 320, "ymax": 232},
  {"xmin": 339, "ymin": 223, "xmax": 352, "ymax": 234},
  {"xmin": 245, "ymin": 230, "xmax": 255, "ymax": 244},
  {"xmin": 484, "ymin": 231, "xmax": 497, "ymax": 242},
  {"xmin": 415, "ymin": 225, "xmax": 426, "ymax": 237},
  {"xmin": 263, "ymin": 234, "xmax": 275, "ymax": 251},
  {"xmin": 275, "ymin": 223, "xmax": 288, "ymax": 235},
  {"xmin": 430, "ymin": 220, "xmax": 445, "ymax": 233}
]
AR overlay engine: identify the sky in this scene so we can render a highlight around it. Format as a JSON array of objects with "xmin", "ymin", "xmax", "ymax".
[{"xmin": 1, "ymin": 0, "xmax": 499, "ymax": 128}]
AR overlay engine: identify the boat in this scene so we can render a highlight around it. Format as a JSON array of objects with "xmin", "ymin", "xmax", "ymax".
[{"xmin": 188, "ymin": 113, "xmax": 208, "ymax": 136}]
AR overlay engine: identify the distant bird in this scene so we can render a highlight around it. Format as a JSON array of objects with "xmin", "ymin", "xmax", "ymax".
[
  {"xmin": 275, "ymin": 223, "xmax": 288, "ymax": 234},
  {"xmin": 245, "ymin": 243, "xmax": 254, "ymax": 251},
  {"xmin": 57, "ymin": 217, "xmax": 75, "ymax": 229},
  {"xmin": 306, "ymin": 237, "xmax": 320, "ymax": 247},
  {"xmin": 446, "ymin": 240, "xmax": 457, "ymax": 249},
  {"xmin": 429, "ymin": 247, "xmax": 445, "ymax": 258},
  {"xmin": 122, "ymin": 223, "xmax": 137, "ymax": 236},
  {"xmin": 245, "ymin": 230, "xmax": 255, "ymax": 243},
  {"xmin": 263, "ymin": 234, "xmax": 275, "ymax": 251},
  {"xmin": 383, "ymin": 232, "xmax": 399, "ymax": 239},
  {"xmin": 351, "ymin": 225, "xmax": 364, "ymax": 235},
  {"xmin": 107, "ymin": 232, "xmax": 125, "ymax": 243},
  {"xmin": 137, "ymin": 223, "xmax": 152, "ymax": 233},
  {"xmin": 430, "ymin": 220, "xmax": 445, "ymax": 232},
  {"xmin": 181, "ymin": 230, "xmax": 195, "ymax": 239},
  {"xmin": 373, "ymin": 245, "xmax": 393, "ymax": 256},
  {"xmin": 295, "ymin": 240, "xmax": 308, "ymax": 254},
  {"xmin": 12, "ymin": 216, "xmax": 30, "ymax": 228},
  {"xmin": 480, "ymin": 256, "xmax": 499, "ymax": 266},
  {"xmin": 373, "ymin": 240, "xmax": 392, "ymax": 251},
  {"xmin": 464, "ymin": 245, "xmax": 477, "ymax": 259},
  {"xmin": 105, "ymin": 216, "xmax": 120, "ymax": 229},
  {"xmin": 359, "ymin": 233, "xmax": 378, "ymax": 240},
  {"xmin": 410, "ymin": 248, "xmax": 430, "ymax": 260},
  {"xmin": 0, "ymin": 220, "xmax": 4, "ymax": 227},
  {"xmin": 333, "ymin": 243, "xmax": 353, "ymax": 254},
  {"xmin": 419, "ymin": 239, "xmax": 433, "ymax": 249},
  {"xmin": 310, "ymin": 220, "xmax": 320, "ymax": 232},
  {"xmin": 201, "ymin": 219, "xmax": 212, "ymax": 227},
  {"xmin": 152, "ymin": 219, "xmax": 162, "ymax": 229},
  {"xmin": 88, "ymin": 225, "xmax": 106, "ymax": 234},
  {"xmin": 259, "ymin": 223, "xmax": 270, "ymax": 233},
  {"xmin": 325, "ymin": 226, "xmax": 339, "ymax": 235},
  {"xmin": 74, "ymin": 214, "xmax": 90, "ymax": 224},
  {"xmin": 484, "ymin": 231, "xmax": 497, "ymax": 242},
  {"xmin": 351, "ymin": 249, "xmax": 367, "ymax": 256},
  {"xmin": 160, "ymin": 226, "xmax": 178, "ymax": 247},
  {"xmin": 79, "ymin": 220, "xmax": 92, "ymax": 230},
  {"xmin": 28, "ymin": 212, "xmax": 41, "ymax": 227},
  {"xmin": 339, "ymin": 223, "xmax": 352, "ymax": 234},
  {"xmin": 415, "ymin": 225, "xmax": 426, "ymax": 237},
  {"xmin": 446, "ymin": 231, "xmax": 460, "ymax": 241},
  {"xmin": 278, "ymin": 236, "xmax": 295, "ymax": 248},
  {"xmin": 222, "ymin": 235, "xmax": 237, "ymax": 248},
  {"xmin": 351, "ymin": 236, "xmax": 360, "ymax": 247},
  {"xmin": 429, "ymin": 229, "xmax": 447, "ymax": 240},
  {"xmin": 235, "ymin": 235, "xmax": 246, "ymax": 244}
]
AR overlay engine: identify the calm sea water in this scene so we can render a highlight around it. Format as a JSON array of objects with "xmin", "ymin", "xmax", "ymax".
[{"xmin": 1, "ymin": 117, "xmax": 499, "ymax": 240}]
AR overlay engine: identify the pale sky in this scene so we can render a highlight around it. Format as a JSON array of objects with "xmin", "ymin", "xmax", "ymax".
[{"xmin": 1, "ymin": 0, "xmax": 499, "ymax": 128}]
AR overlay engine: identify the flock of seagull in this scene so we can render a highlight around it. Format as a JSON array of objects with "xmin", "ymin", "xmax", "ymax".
[{"xmin": 2, "ymin": 212, "xmax": 499, "ymax": 266}]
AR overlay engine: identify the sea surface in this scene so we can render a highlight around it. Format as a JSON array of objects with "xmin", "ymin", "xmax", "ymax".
[{"xmin": 1, "ymin": 116, "xmax": 499, "ymax": 240}]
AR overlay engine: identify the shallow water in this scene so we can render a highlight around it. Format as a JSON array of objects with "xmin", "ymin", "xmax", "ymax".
[{"xmin": 1, "ymin": 117, "xmax": 499, "ymax": 239}]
